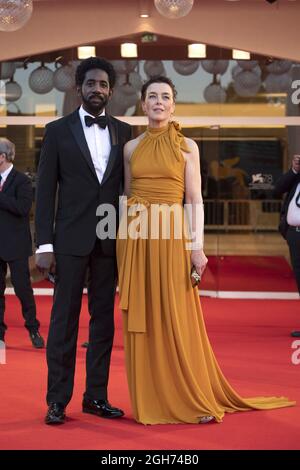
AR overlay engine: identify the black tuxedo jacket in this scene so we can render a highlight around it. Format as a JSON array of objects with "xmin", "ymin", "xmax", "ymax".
[
  {"xmin": 0, "ymin": 168, "xmax": 33, "ymax": 261},
  {"xmin": 273, "ymin": 169, "xmax": 300, "ymax": 238},
  {"xmin": 35, "ymin": 109, "xmax": 132, "ymax": 256}
]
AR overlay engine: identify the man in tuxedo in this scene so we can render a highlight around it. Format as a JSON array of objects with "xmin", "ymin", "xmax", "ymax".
[
  {"xmin": 35, "ymin": 57, "xmax": 132, "ymax": 425},
  {"xmin": 274, "ymin": 154, "xmax": 300, "ymax": 337},
  {"xmin": 0, "ymin": 138, "xmax": 44, "ymax": 348}
]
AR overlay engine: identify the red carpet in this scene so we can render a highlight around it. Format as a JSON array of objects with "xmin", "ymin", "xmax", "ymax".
[
  {"xmin": 201, "ymin": 255, "xmax": 298, "ymax": 292},
  {"xmin": 0, "ymin": 294, "xmax": 299, "ymax": 450},
  {"xmin": 31, "ymin": 256, "xmax": 298, "ymax": 293}
]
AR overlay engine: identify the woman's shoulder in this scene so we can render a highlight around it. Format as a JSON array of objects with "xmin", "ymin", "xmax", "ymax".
[
  {"xmin": 182, "ymin": 137, "xmax": 199, "ymax": 163},
  {"xmin": 124, "ymin": 133, "xmax": 146, "ymax": 161},
  {"xmin": 183, "ymin": 137, "xmax": 198, "ymax": 152}
]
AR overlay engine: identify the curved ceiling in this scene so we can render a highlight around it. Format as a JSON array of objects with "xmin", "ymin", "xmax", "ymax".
[{"xmin": 0, "ymin": 0, "xmax": 299, "ymax": 62}]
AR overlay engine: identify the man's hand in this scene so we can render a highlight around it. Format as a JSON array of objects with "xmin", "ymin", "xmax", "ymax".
[
  {"xmin": 292, "ymin": 155, "xmax": 300, "ymax": 173},
  {"xmin": 191, "ymin": 249, "xmax": 208, "ymax": 279},
  {"xmin": 35, "ymin": 252, "xmax": 56, "ymax": 276}
]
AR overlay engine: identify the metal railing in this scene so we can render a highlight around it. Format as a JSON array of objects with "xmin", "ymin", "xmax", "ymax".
[{"xmin": 204, "ymin": 199, "xmax": 282, "ymax": 231}]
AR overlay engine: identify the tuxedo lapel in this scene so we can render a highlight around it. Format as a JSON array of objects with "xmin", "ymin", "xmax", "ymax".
[
  {"xmin": 101, "ymin": 116, "xmax": 119, "ymax": 186},
  {"xmin": 107, "ymin": 115, "xmax": 118, "ymax": 146},
  {"xmin": 2, "ymin": 168, "xmax": 16, "ymax": 193},
  {"xmin": 68, "ymin": 110, "xmax": 98, "ymax": 180}
]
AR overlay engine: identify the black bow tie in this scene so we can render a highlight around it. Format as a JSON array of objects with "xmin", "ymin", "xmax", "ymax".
[{"xmin": 84, "ymin": 115, "xmax": 108, "ymax": 129}]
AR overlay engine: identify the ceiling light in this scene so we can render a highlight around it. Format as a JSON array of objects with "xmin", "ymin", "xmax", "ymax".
[
  {"xmin": 77, "ymin": 46, "xmax": 96, "ymax": 59},
  {"xmin": 154, "ymin": 0, "xmax": 194, "ymax": 19},
  {"xmin": 0, "ymin": 0, "xmax": 33, "ymax": 32},
  {"xmin": 139, "ymin": 0, "xmax": 150, "ymax": 17},
  {"xmin": 121, "ymin": 43, "xmax": 138, "ymax": 58},
  {"xmin": 188, "ymin": 43, "xmax": 206, "ymax": 58},
  {"xmin": 232, "ymin": 49, "xmax": 251, "ymax": 60}
]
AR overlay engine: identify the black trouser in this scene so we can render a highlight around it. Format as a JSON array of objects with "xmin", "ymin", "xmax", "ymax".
[
  {"xmin": 287, "ymin": 227, "xmax": 300, "ymax": 295},
  {"xmin": 0, "ymin": 257, "xmax": 39, "ymax": 339},
  {"xmin": 46, "ymin": 239, "xmax": 117, "ymax": 406}
]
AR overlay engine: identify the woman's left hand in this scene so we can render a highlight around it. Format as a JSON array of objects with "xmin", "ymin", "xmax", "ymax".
[{"xmin": 191, "ymin": 250, "xmax": 208, "ymax": 279}]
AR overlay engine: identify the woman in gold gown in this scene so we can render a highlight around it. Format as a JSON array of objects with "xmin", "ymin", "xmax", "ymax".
[{"xmin": 116, "ymin": 76, "xmax": 295, "ymax": 425}]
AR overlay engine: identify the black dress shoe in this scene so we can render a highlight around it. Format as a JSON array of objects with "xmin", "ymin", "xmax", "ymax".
[
  {"xmin": 29, "ymin": 330, "xmax": 45, "ymax": 349},
  {"xmin": 45, "ymin": 403, "xmax": 66, "ymax": 425},
  {"xmin": 291, "ymin": 330, "xmax": 300, "ymax": 337},
  {"xmin": 82, "ymin": 398, "xmax": 124, "ymax": 419}
]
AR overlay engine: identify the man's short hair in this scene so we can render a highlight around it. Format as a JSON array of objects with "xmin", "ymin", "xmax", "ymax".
[
  {"xmin": 0, "ymin": 138, "xmax": 15, "ymax": 162},
  {"xmin": 75, "ymin": 57, "xmax": 116, "ymax": 89}
]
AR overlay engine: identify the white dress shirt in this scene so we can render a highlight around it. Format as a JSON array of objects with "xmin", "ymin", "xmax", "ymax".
[
  {"xmin": 287, "ymin": 182, "xmax": 300, "ymax": 226},
  {"xmin": 37, "ymin": 106, "xmax": 111, "ymax": 254},
  {"xmin": 0, "ymin": 164, "xmax": 13, "ymax": 188},
  {"xmin": 79, "ymin": 105, "xmax": 111, "ymax": 184}
]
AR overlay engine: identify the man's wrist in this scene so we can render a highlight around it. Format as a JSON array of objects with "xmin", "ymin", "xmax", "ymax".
[
  {"xmin": 186, "ymin": 242, "xmax": 203, "ymax": 251},
  {"xmin": 36, "ymin": 244, "xmax": 54, "ymax": 254}
]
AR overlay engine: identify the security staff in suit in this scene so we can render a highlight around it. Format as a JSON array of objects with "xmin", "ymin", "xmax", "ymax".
[
  {"xmin": 0, "ymin": 138, "xmax": 44, "ymax": 348},
  {"xmin": 274, "ymin": 154, "xmax": 300, "ymax": 338},
  {"xmin": 35, "ymin": 57, "xmax": 132, "ymax": 425}
]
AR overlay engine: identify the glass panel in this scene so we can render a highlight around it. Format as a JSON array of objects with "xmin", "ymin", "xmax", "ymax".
[
  {"xmin": 1, "ymin": 122, "xmax": 298, "ymax": 296},
  {"xmin": 0, "ymin": 125, "xmax": 43, "ymax": 228},
  {"xmin": 212, "ymin": 123, "xmax": 299, "ymax": 297},
  {"xmin": 1, "ymin": 58, "xmax": 300, "ymax": 117},
  {"xmin": 182, "ymin": 125, "xmax": 220, "ymax": 293}
]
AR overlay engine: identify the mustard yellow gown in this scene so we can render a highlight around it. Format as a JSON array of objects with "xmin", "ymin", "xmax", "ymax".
[{"xmin": 116, "ymin": 122, "xmax": 295, "ymax": 425}]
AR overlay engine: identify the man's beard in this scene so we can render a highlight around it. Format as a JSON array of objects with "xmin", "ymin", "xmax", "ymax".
[{"xmin": 82, "ymin": 94, "xmax": 109, "ymax": 115}]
